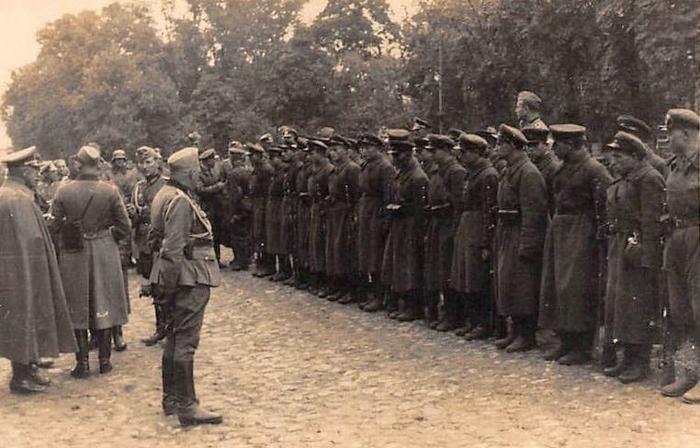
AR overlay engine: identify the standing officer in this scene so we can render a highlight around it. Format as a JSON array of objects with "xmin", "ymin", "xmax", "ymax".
[
  {"xmin": 450, "ymin": 134, "xmax": 499, "ymax": 340},
  {"xmin": 515, "ymin": 91, "xmax": 547, "ymax": 130},
  {"xmin": 128, "ymin": 146, "xmax": 167, "ymax": 346},
  {"xmin": 281, "ymin": 138, "xmax": 305, "ymax": 286},
  {"xmin": 325, "ymin": 136, "xmax": 360, "ymax": 303},
  {"xmin": 424, "ymin": 134, "xmax": 467, "ymax": 331},
  {"xmin": 307, "ymin": 140, "xmax": 334, "ymax": 296},
  {"xmin": 522, "ymin": 126, "xmax": 561, "ymax": 216},
  {"xmin": 221, "ymin": 141, "xmax": 253, "ymax": 271},
  {"xmin": 616, "ymin": 115, "xmax": 669, "ymax": 177},
  {"xmin": 197, "ymin": 149, "xmax": 228, "ymax": 268},
  {"xmin": 0, "ymin": 147, "xmax": 76, "ymax": 394},
  {"xmin": 110, "ymin": 149, "xmax": 139, "ymax": 200},
  {"xmin": 658, "ymin": 109, "xmax": 700, "ymax": 402},
  {"xmin": 249, "ymin": 143, "xmax": 276, "ymax": 277},
  {"xmin": 293, "ymin": 141, "xmax": 314, "ymax": 289},
  {"xmin": 381, "ymin": 129, "xmax": 429, "ymax": 321},
  {"xmin": 494, "ymin": 125, "xmax": 548, "ymax": 352},
  {"xmin": 51, "ymin": 145, "xmax": 131, "ymax": 377},
  {"xmin": 601, "ymin": 131, "xmax": 665, "ymax": 384},
  {"xmin": 149, "ymin": 147, "xmax": 223, "ymax": 426},
  {"xmin": 265, "ymin": 144, "xmax": 290, "ymax": 281},
  {"xmin": 539, "ymin": 124, "xmax": 613, "ymax": 365}
]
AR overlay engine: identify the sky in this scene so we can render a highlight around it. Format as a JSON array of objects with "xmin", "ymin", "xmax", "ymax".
[{"xmin": 0, "ymin": 0, "xmax": 418, "ymax": 149}]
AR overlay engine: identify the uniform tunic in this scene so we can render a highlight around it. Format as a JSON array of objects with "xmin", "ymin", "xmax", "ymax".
[
  {"xmin": 220, "ymin": 159, "xmax": 252, "ymax": 253},
  {"xmin": 250, "ymin": 161, "xmax": 274, "ymax": 252},
  {"xmin": 423, "ymin": 158, "xmax": 466, "ymax": 291},
  {"xmin": 51, "ymin": 174, "xmax": 131, "ymax": 330},
  {"xmin": 539, "ymin": 150, "xmax": 613, "ymax": 332},
  {"xmin": 381, "ymin": 157, "xmax": 429, "ymax": 293},
  {"xmin": 604, "ymin": 162, "xmax": 664, "ymax": 345},
  {"xmin": 295, "ymin": 161, "xmax": 314, "ymax": 268},
  {"xmin": 451, "ymin": 157, "xmax": 498, "ymax": 293},
  {"xmin": 357, "ymin": 154, "xmax": 394, "ymax": 276},
  {"xmin": 197, "ymin": 161, "xmax": 229, "ymax": 248},
  {"xmin": 131, "ymin": 174, "xmax": 166, "ymax": 277},
  {"xmin": 280, "ymin": 161, "xmax": 303, "ymax": 256},
  {"xmin": 308, "ymin": 162, "xmax": 334, "ymax": 273},
  {"xmin": 495, "ymin": 152, "xmax": 548, "ymax": 316},
  {"xmin": 265, "ymin": 161, "xmax": 287, "ymax": 255},
  {"xmin": 325, "ymin": 159, "xmax": 360, "ymax": 277},
  {"xmin": 531, "ymin": 151, "xmax": 561, "ymax": 216},
  {"xmin": 0, "ymin": 178, "xmax": 76, "ymax": 364}
]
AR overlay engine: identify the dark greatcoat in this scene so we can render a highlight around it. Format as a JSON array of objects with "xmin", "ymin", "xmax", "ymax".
[
  {"xmin": 531, "ymin": 151, "xmax": 561, "ymax": 217},
  {"xmin": 51, "ymin": 174, "xmax": 131, "ymax": 330},
  {"xmin": 423, "ymin": 158, "xmax": 467, "ymax": 291},
  {"xmin": 308, "ymin": 161, "xmax": 333, "ymax": 273},
  {"xmin": 451, "ymin": 157, "xmax": 498, "ymax": 294},
  {"xmin": 325, "ymin": 158, "xmax": 360, "ymax": 277},
  {"xmin": 197, "ymin": 161, "xmax": 229, "ymax": 248},
  {"xmin": 280, "ymin": 161, "xmax": 303, "ymax": 256},
  {"xmin": 381, "ymin": 157, "xmax": 429, "ymax": 293},
  {"xmin": 495, "ymin": 152, "xmax": 548, "ymax": 317},
  {"xmin": 357, "ymin": 154, "xmax": 395, "ymax": 276},
  {"xmin": 250, "ymin": 160, "xmax": 274, "ymax": 251},
  {"xmin": 265, "ymin": 160, "xmax": 287, "ymax": 255},
  {"xmin": 539, "ymin": 150, "xmax": 613, "ymax": 332},
  {"xmin": 220, "ymin": 159, "xmax": 252, "ymax": 248},
  {"xmin": 295, "ymin": 161, "xmax": 314, "ymax": 268},
  {"xmin": 0, "ymin": 178, "xmax": 77, "ymax": 365},
  {"xmin": 604, "ymin": 162, "xmax": 664, "ymax": 345},
  {"xmin": 131, "ymin": 174, "xmax": 166, "ymax": 277}
]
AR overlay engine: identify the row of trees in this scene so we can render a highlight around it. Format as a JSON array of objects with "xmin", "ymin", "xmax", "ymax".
[{"xmin": 3, "ymin": 0, "xmax": 698, "ymax": 159}]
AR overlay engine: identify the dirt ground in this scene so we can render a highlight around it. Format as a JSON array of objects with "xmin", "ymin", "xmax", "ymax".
[{"xmin": 2, "ymin": 265, "xmax": 700, "ymax": 448}]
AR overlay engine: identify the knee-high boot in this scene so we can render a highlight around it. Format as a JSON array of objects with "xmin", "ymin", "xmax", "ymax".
[
  {"xmin": 175, "ymin": 360, "xmax": 223, "ymax": 427},
  {"xmin": 71, "ymin": 330, "xmax": 90, "ymax": 379},
  {"xmin": 97, "ymin": 329, "xmax": 113, "ymax": 374},
  {"xmin": 112, "ymin": 325, "xmax": 127, "ymax": 352}
]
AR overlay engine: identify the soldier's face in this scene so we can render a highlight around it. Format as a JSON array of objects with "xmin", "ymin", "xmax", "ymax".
[
  {"xmin": 515, "ymin": 99, "xmax": 528, "ymax": 120},
  {"xmin": 392, "ymin": 151, "xmax": 410, "ymax": 169},
  {"xmin": 553, "ymin": 140, "xmax": 574, "ymax": 161},
  {"xmin": 496, "ymin": 138, "xmax": 514, "ymax": 160},
  {"xmin": 22, "ymin": 166, "xmax": 41, "ymax": 189},
  {"xmin": 458, "ymin": 149, "xmax": 479, "ymax": 166},
  {"xmin": 137, "ymin": 156, "xmax": 158, "ymax": 177},
  {"xmin": 609, "ymin": 151, "xmax": 637, "ymax": 176},
  {"xmin": 113, "ymin": 159, "xmax": 127, "ymax": 169},
  {"xmin": 668, "ymin": 127, "xmax": 695, "ymax": 155}
]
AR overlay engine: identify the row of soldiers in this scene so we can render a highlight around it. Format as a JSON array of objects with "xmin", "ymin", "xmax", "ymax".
[{"xmin": 210, "ymin": 94, "xmax": 698, "ymax": 402}]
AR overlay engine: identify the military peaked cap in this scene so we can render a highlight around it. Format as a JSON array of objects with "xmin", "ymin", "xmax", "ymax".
[
  {"xmin": 521, "ymin": 126, "xmax": 550, "ymax": 144},
  {"xmin": 169, "ymin": 147, "xmax": 200, "ymax": 172},
  {"xmin": 357, "ymin": 133, "xmax": 384, "ymax": 147},
  {"xmin": 498, "ymin": 124, "xmax": 528, "ymax": 147},
  {"xmin": 1, "ymin": 146, "xmax": 39, "ymax": 167},
  {"xmin": 427, "ymin": 134, "xmax": 455, "ymax": 151},
  {"xmin": 549, "ymin": 124, "xmax": 586, "ymax": 142},
  {"xmin": 412, "ymin": 117, "xmax": 432, "ymax": 131},
  {"xmin": 246, "ymin": 142, "xmax": 265, "ymax": 154},
  {"xmin": 76, "ymin": 145, "xmax": 101, "ymax": 165},
  {"xmin": 199, "ymin": 148, "xmax": 216, "ymax": 160},
  {"xmin": 386, "ymin": 129, "xmax": 413, "ymax": 154},
  {"xmin": 604, "ymin": 131, "xmax": 647, "ymax": 158},
  {"xmin": 666, "ymin": 109, "xmax": 700, "ymax": 131},
  {"xmin": 616, "ymin": 115, "xmax": 653, "ymax": 142},
  {"xmin": 307, "ymin": 139, "xmax": 329, "ymax": 153},
  {"xmin": 457, "ymin": 133, "xmax": 489, "ymax": 154}
]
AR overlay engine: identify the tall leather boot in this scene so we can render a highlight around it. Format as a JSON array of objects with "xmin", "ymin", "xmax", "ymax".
[
  {"xmin": 424, "ymin": 290, "xmax": 440, "ymax": 328},
  {"xmin": 112, "ymin": 325, "xmax": 127, "ymax": 352},
  {"xmin": 162, "ymin": 353, "xmax": 179, "ymax": 416},
  {"xmin": 454, "ymin": 291, "xmax": 472, "ymax": 336},
  {"xmin": 494, "ymin": 317, "xmax": 516, "ymax": 350},
  {"xmin": 71, "ymin": 330, "xmax": 90, "ymax": 379},
  {"xmin": 363, "ymin": 281, "xmax": 385, "ymax": 312},
  {"xmin": 618, "ymin": 343, "xmax": 650, "ymax": 384},
  {"xmin": 10, "ymin": 362, "xmax": 46, "ymax": 394},
  {"xmin": 662, "ymin": 367, "xmax": 699, "ymax": 397},
  {"xmin": 385, "ymin": 291, "xmax": 399, "ymax": 316},
  {"xmin": 436, "ymin": 292, "xmax": 460, "ymax": 332},
  {"xmin": 557, "ymin": 332, "xmax": 591, "ymax": 366},
  {"xmin": 397, "ymin": 292, "xmax": 421, "ymax": 322},
  {"xmin": 317, "ymin": 274, "xmax": 332, "ymax": 298},
  {"xmin": 142, "ymin": 305, "xmax": 167, "ymax": 346},
  {"xmin": 338, "ymin": 277, "xmax": 355, "ymax": 304},
  {"xmin": 97, "ymin": 329, "xmax": 113, "ymax": 374},
  {"xmin": 176, "ymin": 360, "xmax": 223, "ymax": 427},
  {"xmin": 506, "ymin": 316, "xmax": 536, "ymax": 353}
]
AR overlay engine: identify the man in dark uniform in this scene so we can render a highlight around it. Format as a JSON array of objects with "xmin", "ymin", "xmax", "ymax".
[
  {"xmin": 325, "ymin": 136, "xmax": 361, "ymax": 303},
  {"xmin": 494, "ymin": 125, "xmax": 548, "ymax": 353},
  {"xmin": 451, "ymin": 134, "xmax": 499, "ymax": 340},
  {"xmin": 616, "ymin": 115, "xmax": 669, "ymax": 177},
  {"xmin": 601, "ymin": 131, "xmax": 665, "ymax": 384},
  {"xmin": 515, "ymin": 91, "xmax": 547, "ymax": 130},
  {"xmin": 0, "ymin": 146, "xmax": 76, "ymax": 394},
  {"xmin": 307, "ymin": 140, "xmax": 334, "ymax": 296},
  {"xmin": 658, "ymin": 109, "xmax": 700, "ymax": 403},
  {"xmin": 423, "ymin": 134, "xmax": 467, "ymax": 331},
  {"xmin": 128, "ymin": 146, "xmax": 168, "ymax": 346},
  {"xmin": 249, "ymin": 143, "xmax": 276, "ymax": 277},
  {"xmin": 281, "ymin": 136, "xmax": 306, "ymax": 286},
  {"xmin": 265, "ymin": 144, "xmax": 290, "ymax": 281},
  {"xmin": 381, "ymin": 129, "xmax": 429, "ymax": 321},
  {"xmin": 149, "ymin": 146, "xmax": 223, "ymax": 426},
  {"xmin": 51, "ymin": 145, "xmax": 131, "ymax": 377},
  {"xmin": 539, "ymin": 124, "xmax": 613, "ymax": 364},
  {"xmin": 197, "ymin": 149, "xmax": 228, "ymax": 268},
  {"xmin": 522, "ymin": 126, "xmax": 561, "ymax": 216},
  {"xmin": 357, "ymin": 134, "xmax": 395, "ymax": 312},
  {"xmin": 293, "ymin": 141, "xmax": 314, "ymax": 289},
  {"xmin": 221, "ymin": 141, "xmax": 253, "ymax": 271}
]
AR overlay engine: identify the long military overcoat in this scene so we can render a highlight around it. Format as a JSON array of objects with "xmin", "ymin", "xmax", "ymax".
[
  {"xmin": 325, "ymin": 159, "xmax": 360, "ymax": 277},
  {"xmin": 357, "ymin": 155, "xmax": 394, "ymax": 276},
  {"xmin": 295, "ymin": 161, "xmax": 314, "ymax": 268},
  {"xmin": 250, "ymin": 160, "xmax": 274, "ymax": 251},
  {"xmin": 308, "ymin": 162, "xmax": 333, "ymax": 273},
  {"xmin": 265, "ymin": 161, "xmax": 286, "ymax": 255}
]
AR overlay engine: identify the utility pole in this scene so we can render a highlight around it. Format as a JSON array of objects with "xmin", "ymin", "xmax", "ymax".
[{"xmin": 438, "ymin": 33, "xmax": 444, "ymax": 133}]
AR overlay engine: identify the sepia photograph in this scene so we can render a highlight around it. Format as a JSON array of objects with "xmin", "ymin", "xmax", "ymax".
[{"xmin": 0, "ymin": 0, "xmax": 698, "ymax": 447}]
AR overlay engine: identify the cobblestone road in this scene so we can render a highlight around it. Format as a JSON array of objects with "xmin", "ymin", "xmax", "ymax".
[{"xmin": 2, "ymin": 266, "xmax": 700, "ymax": 448}]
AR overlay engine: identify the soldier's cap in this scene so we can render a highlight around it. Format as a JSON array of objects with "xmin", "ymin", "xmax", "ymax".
[
  {"xmin": 474, "ymin": 127, "xmax": 498, "ymax": 145},
  {"xmin": 76, "ymin": 145, "xmax": 101, "ymax": 166},
  {"xmin": 447, "ymin": 128, "xmax": 465, "ymax": 140},
  {"xmin": 297, "ymin": 137, "xmax": 309, "ymax": 151},
  {"xmin": 317, "ymin": 127, "xmax": 336, "ymax": 140},
  {"xmin": 456, "ymin": 133, "xmax": 489, "ymax": 154},
  {"xmin": 278, "ymin": 125, "xmax": 298, "ymax": 137},
  {"xmin": 665, "ymin": 109, "xmax": 700, "ymax": 131},
  {"xmin": 329, "ymin": 135, "xmax": 352, "ymax": 148},
  {"xmin": 412, "ymin": 117, "xmax": 432, "ymax": 131},
  {"xmin": 267, "ymin": 144, "xmax": 286, "ymax": 153},
  {"xmin": 498, "ymin": 124, "xmax": 529, "ymax": 147},
  {"xmin": 246, "ymin": 142, "xmax": 265, "ymax": 154},
  {"xmin": 1, "ymin": 146, "xmax": 39, "ymax": 167},
  {"xmin": 54, "ymin": 159, "xmax": 68, "ymax": 168},
  {"xmin": 521, "ymin": 126, "xmax": 550, "ymax": 144},
  {"xmin": 413, "ymin": 136, "xmax": 430, "ymax": 150},
  {"xmin": 136, "ymin": 146, "xmax": 158, "ymax": 161},
  {"xmin": 258, "ymin": 133, "xmax": 275, "ymax": 145},
  {"xmin": 616, "ymin": 115, "xmax": 653, "ymax": 142},
  {"xmin": 199, "ymin": 148, "xmax": 216, "ymax": 160},
  {"xmin": 111, "ymin": 149, "xmax": 127, "ymax": 161},
  {"xmin": 386, "ymin": 128, "xmax": 413, "ymax": 154},
  {"xmin": 168, "ymin": 147, "xmax": 200, "ymax": 173},
  {"xmin": 517, "ymin": 91, "xmax": 543, "ymax": 110},
  {"xmin": 549, "ymin": 124, "xmax": 586, "ymax": 143},
  {"xmin": 228, "ymin": 141, "xmax": 248, "ymax": 155},
  {"xmin": 604, "ymin": 131, "xmax": 647, "ymax": 158},
  {"xmin": 40, "ymin": 161, "xmax": 57, "ymax": 174},
  {"xmin": 307, "ymin": 139, "xmax": 329, "ymax": 153},
  {"xmin": 357, "ymin": 133, "xmax": 384, "ymax": 147},
  {"xmin": 427, "ymin": 134, "xmax": 455, "ymax": 151}
]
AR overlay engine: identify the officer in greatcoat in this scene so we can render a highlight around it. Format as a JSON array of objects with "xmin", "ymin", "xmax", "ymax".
[
  {"xmin": 494, "ymin": 125, "xmax": 548, "ymax": 353},
  {"xmin": 522, "ymin": 126, "xmax": 561, "ymax": 216},
  {"xmin": 307, "ymin": 140, "xmax": 334, "ymax": 296},
  {"xmin": 197, "ymin": 149, "xmax": 229, "ymax": 267},
  {"xmin": 658, "ymin": 109, "xmax": 700, "ymax": 403},
  {"xmin": 51, "ymin": 145, "xmax": 131, "ymax": 377},
  {"xmin": 601, "ymin": 131, "xmax": 665, "ymax": 384},
  {"xmin": 280, "ymin": 137, "xmax": 305, "ymax": 286},
  {"xmin": 381, "ymin": 129, "xmax": 429, "ymax": 321},
  {"xmin": 249, "ymin": 143, "xmax": 276, "ymax": 277},
  {"xmin": 616, "ymin": 115, "xmax": 669, "ymax": 178},
  {"xmin": 148, "ymin": 147, "xmax": 223, "ymax": 426},
  {"xmin": 357, "ymin": 134, "xmax": 395, "ymax": 313},
  {"xmin": 539, "ymin": 124, "xmax": 613, "ymax": 365},
  {"xmin": 128, "ymin": 146, "xmax": 167, "ymax": 346},
  {"xmin": 265, "ymin": 144, "xmax": 290, "ymax": 281},
  {"xmin": 450, "ymin": 134, "xmax": 499, "ymax": 340},
  {"xmin": 220, "ymin": 142, "xmax": 253, "ymax": 271},
  {"xmin": 0, "ymin": 147, "xmax": 76, "ymax": 394},
  {"xmin": 293, "ymin": 142, "xmax": 314, "ymax": 290}
]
